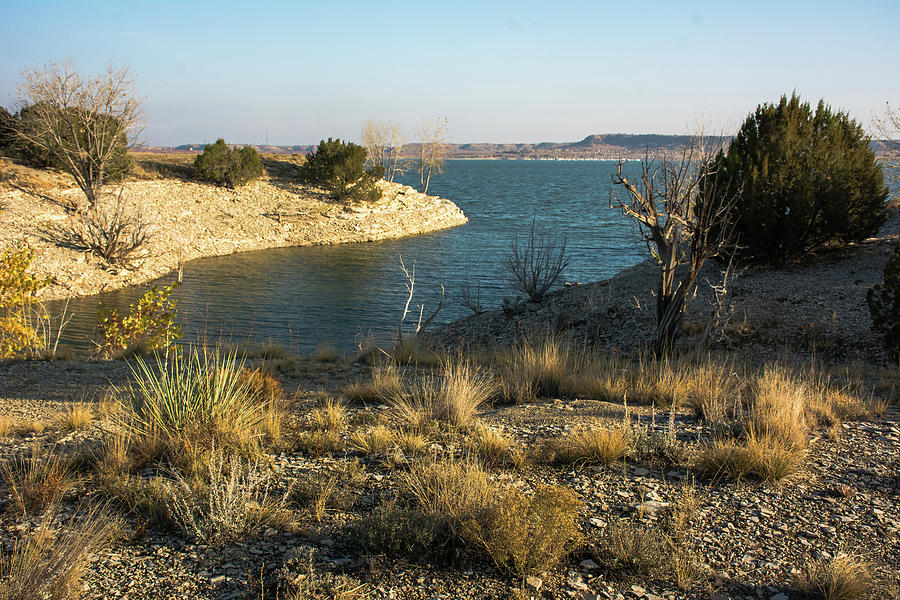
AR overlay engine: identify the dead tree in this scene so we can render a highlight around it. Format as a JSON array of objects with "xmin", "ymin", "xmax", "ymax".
[
  {"xmin": 11, "ymin": 61, "xmax": 142, "ymax": 209},
  {"xmin": 395, "ymin": 256, "xmax": 444, "ymax": 350},
  {"xmin": 610, "ymin": 137, "xmax": 737, "ymax": 356}
]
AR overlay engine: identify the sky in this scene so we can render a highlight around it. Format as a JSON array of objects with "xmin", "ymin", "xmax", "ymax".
[{"xmin": 1, "ymin": 0, "xmax": 898, "ymax": 147}]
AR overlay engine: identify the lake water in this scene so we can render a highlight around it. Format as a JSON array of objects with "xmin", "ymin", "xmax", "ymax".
[{"xmin": 53, "ymin": 160, "xmax": 648, "ymax": 356}]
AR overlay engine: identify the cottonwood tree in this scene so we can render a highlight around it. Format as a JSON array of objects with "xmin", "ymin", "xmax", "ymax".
[
  {"xmin": 416, "ymin": 117, "xmax": 449, "ymax": 194},
  {"xmin": 610, "ymin": 136, "xmax": 737, "ymax": 357},
  {"xmin": 361, "ymin": 118, "xmax": 405, "ymax": 182},
  {"xmin": 11, "ymin": 61, "xmax": 142, "ymax": 209}
]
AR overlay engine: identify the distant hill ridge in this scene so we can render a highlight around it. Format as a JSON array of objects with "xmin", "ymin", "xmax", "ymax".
[{"xmin": 139, "ymin": 133, "xmax": 896, "ymax": 159}]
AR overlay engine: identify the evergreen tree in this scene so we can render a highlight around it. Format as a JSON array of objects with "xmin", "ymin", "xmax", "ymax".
[
  {"xmin": 300, "ymin": 138, "xmax": 382, "ymax": 203},
  {"xmin": 710, "ymin": 93, "xmax": 887, "ymax": 263},
  {"xmin": 194, "ymin": 139, "xmax": 264, "ymax": 188},
  {"xmin": 868, "ymin": 244, "xmax": 900, "ymax": 360}
]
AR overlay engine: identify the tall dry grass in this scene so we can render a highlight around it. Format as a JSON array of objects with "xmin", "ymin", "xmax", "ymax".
[
  {"xmin": 0, "ymin": 505, "xmax": 111, "ymax": 600},
  {"xmin": 390, "ymin": 361, "xmax": 495, "ymax": 429}
]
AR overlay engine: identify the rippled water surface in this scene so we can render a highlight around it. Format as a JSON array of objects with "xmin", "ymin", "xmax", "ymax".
[{"xmin": 55, "ymin": 160, "xmax": 648, "ymax": 355}]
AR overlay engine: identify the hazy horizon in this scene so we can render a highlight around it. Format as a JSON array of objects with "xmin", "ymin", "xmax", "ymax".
[{"xmin": 2, "ymin": 0, "xmax": 898, "ymax": 147}]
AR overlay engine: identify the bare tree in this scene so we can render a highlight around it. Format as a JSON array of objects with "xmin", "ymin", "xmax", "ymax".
[
  {"xmin": 11, "ymin": 60, "xmax": 142, "ymax": 209},
  {"xmin": 873, "ymin": 101, "xmax": 899, "ymax": 151},
  {"xmin": 416, "ymin": 117, "xmax": 449, "ymax": 194},
  {"xmin": 395, "ymin": 256, "xmax": 444, "ymax": 350},
  {"xmin": 503, "ymin": 219, "xmax": 569, "ymax": 302},
  {"xmin": 361, "ymin": 118, "xmax": 405, "ymax": 182},
  {"xmin": 610, "ymin": 136, "xmax": 737, "ymax": 356}
]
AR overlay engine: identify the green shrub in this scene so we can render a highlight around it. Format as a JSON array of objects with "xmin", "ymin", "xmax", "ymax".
[
  {"xmin": 300, "ymin": 137, "xmax": 382, "ymax": 203},
  {"xmin": 194, "ymin": 138, "xmax": 264, "ymax": 188},
  {"xmin": 710, "ymin": 93, "xmax": 887, "ymax": 263},
  {"xmin": 868, "ymin": 244, "xmax": 900, "ymax": 359},
  {"xmin": 97, "ymin": 282, "xmax": 182, "ymax": 358}
]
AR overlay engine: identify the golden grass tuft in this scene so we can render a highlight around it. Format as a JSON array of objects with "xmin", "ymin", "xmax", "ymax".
[
  {"xmin": 2, "ymin": 444, "xmax": 76, "ymax": 515},
  {"xmin": 310, "ymin": 398, "xmax": 347, "ymax": 432},
  {"xmin": 348, "ymin": 425, "xmax": 394, "ymax": 455},
  {"xmin": 55, "ymin": 402, "xmax": 94, "ymax": 431},
  {"xmin": 795, "ymin": 553, "xmax": 874, "ymax": 600},
  {"xmin": 0, "ymin": 505, "xmax": 112, "ymax": 600},
  {"xmin": 541, "ymin": 425, "xmax": 633, "ymax": 466},
  {"xmin": 343, "ymin": 362, "xmax": 405, "ymax": 404},
  {"xmin": 390, "ymin": 361, "xmax": 495, "ymax": 429},
  {"xmin": 695, "ymin": 430, "xmax": 805, "ymax": 482},
  {"xmin": 314, "ymin": 343, "xmax": 339, "ymax": 363},
  {"xmin": 465, "ymin": 424, "xmax": 525, "ymax": 468}
]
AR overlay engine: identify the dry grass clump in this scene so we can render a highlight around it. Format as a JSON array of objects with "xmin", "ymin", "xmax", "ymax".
[
  {"xmin": 392, "ymin": 429, "xmax": 430, "ymax": 456},
  {"xmin": 541, "ymin": 425, "xmax": 633, "ymax": 466},
  {"xmin": 495, "ymin": 336, "xmax": 577, "ymax": 402},
  {"xmin": 0, "ymin": 505, "xmax": 111, "ymax": 600},
  {"xmin": 269, "ymin": 547, "xmax": 369, "ymax": 600},
  {"xmin": 343, "ymin": 362, "xmax": 405, "ymax": 404},
  {"xmin": 309, "ymin": 398, "xmax": 347, "ymax": 432},
  {"xmin": 390, "ymin": 361, "xmax": 495, "ymax": 430},
  {"xmin": 464, "ymin": 424, "xmax": 526, "ymax": 468},
  {"xmin": 166, "ymin": 448, "xmax": 293, "ymax": 544},
  {"xmin": 314, "ymin": 343, "xmax": 339, "ymax": 363},
  {"xmin": 292, "ymin": 461, "xmax": 364, "ymax": 522},
  {"xmin": 55, "ymin": 402, "xmax": 94, "ymax": 431},
  {"xmin": 2, "ymin": 444, "xmax": 76, "ymax": 515},
  {"xmin": 294, "ymin": 430, "xmax": 344, "ymax": 457},
  {"xmin": 695, "ymin": 430, "xmax": 805, "ymax": 482},
  {"xmin": 591, "ymin": 520, "xmax": 672, "ymax": 579},
  {"xmin": 348, "ymin": 425, "xmax": 394, "ymax": 455},
  {"xmin": 795, "ymin": 553, "xmax": 874, "ymax": 600}
]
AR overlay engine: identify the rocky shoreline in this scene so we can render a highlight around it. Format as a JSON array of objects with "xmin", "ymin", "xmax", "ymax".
[{"xmin": 0, "ymin": 170, "xmax": 467, "ymax": 301}]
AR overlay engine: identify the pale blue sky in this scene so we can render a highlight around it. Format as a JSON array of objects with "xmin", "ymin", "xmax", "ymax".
[{"xmin": 1, "ymin": 0, "xmax": 897, "ymax": 146}]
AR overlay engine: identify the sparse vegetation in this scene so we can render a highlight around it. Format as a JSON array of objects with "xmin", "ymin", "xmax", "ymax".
[
  {"xmin": 2, "ymin": 444, "xmax": 75, "ymax": 515},
  {"xmin": 503, "ymin": 219, "xmax": 569, "ymax": 302},
  {"xmin": 0, "ymin": 505, "xmax": 111, "ymax": 600}
]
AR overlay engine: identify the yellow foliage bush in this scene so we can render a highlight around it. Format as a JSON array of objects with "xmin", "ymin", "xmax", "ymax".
[{"xmin": 0, "ymin": 245, "xmax": 49, "ymax": 358}]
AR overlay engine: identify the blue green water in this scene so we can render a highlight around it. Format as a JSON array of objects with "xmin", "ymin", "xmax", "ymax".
[{"xmin": 53, "ymin": 160, "xmax": 647, "ymax": 355}]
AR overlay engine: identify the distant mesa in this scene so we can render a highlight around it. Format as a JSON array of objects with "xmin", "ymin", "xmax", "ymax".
[{"xmin": 139, "ymin": 133, "xmax": 896, "ymax": 160}]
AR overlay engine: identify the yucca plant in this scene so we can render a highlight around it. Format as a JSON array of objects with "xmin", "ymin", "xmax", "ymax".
[{"xmin": 117, "ymin": 347, "xmax": 276, "ymax": 454}]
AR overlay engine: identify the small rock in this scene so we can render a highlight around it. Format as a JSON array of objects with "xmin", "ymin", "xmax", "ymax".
[{"xmin": 526, "ymin": 576, "xmax": 543, "ymax": 592}]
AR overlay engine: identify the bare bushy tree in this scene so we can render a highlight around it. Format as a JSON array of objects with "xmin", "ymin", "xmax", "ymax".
[
  {"xmin": 459, "ymin": 275, "xmax": 484, "ymax": 315},
  {"xmin": 11, "ymin": 60, "xmax": 142, "ymax": 209},
  {"xmin": 873, "ymin": 101, "xmax": 899, "ymax": 152},
  {"xmin": 503, "ymin": 219, "xmax": 569, "ymax": 302},
  {"xmin": 610, "ymin": 136, "xmax": 737, "ymax": 356},
  {"xmin": 416, "ymin": 117, "xmax": 449, "ymax": 194},
  {"xmin": 361, "ymin": 119, "xmax": 405, "ymax": 182},
  {"xmin": 50, "ymin": 189, "xmax": 152, "ymax": 265}
]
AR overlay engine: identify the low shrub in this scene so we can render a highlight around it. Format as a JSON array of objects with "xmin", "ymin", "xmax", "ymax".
[
  {"xmin": 868, "ymin": 244, "xmax": 900, "ymax": 360},
  {"xmin": 54, "ymin": 191, "xmax": 152, "ymax": 266},
  {"xmin": 363, "ymin": 456, "xmax": 582, "ymax": 576},
  {"xmin": 194, "ymin": 138, "xmax": 265, "ymax": 188},
  {"xmin": 96, "ymin": 282, "xmax": 182, "ymax": 358},
  {"xmin": 300, "ymin": 138, "xmax": 382, "ymax": 203},
  {"xmin": 0, "ymin": 244, "xmax": 49, "ymax": 358},
  {"xmin": 592, "ymin": 520, "xmax": 672, "ymax": 579},
  {"xmin": 462, "ymin": 484, "xmax": 582, "ymax": 577},
  {"xmin": 166, "ymin": 448, "xmax": 293, "ymax": 544}
]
